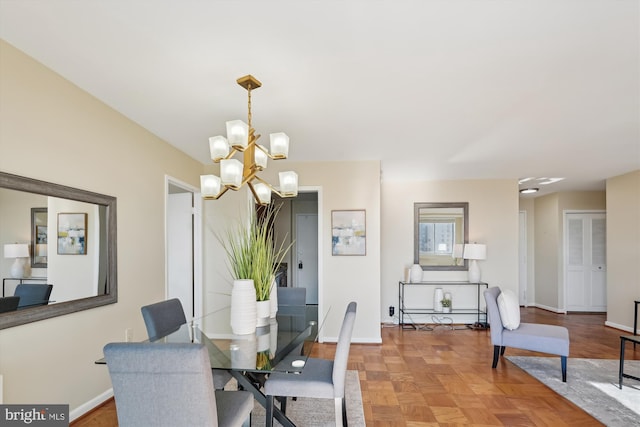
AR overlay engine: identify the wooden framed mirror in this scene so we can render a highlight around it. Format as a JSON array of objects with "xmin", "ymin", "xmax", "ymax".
[
  {"xmin": 0, "ymin": 171, "xmax": 117, "ymax": 329},
  {"xmin": 31, "ymin": 207, "xmax": 48, "ymax": 268},
  {"xmin": 414, "ymin": 202, "xmax": 468, "ymax": 271}
]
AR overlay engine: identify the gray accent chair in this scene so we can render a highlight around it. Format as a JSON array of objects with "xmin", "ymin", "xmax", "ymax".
[
  {"xmin": 264, "ymin": 301, "xmax": 357, "ymax": 427},
  {"xmin": 141, "ymin": 298, "xmax": 232, "ymax": 390},
  {"xmin": 0, "ymin": 296, "xmax": 20, "ymax": 313},
  {"xmin": 14, "ymin": 284, "xmax": 52, "ymax": 309},
  {"xmin": 104, "ymin": 342, "xmax": 253, "ymax": 427},
  {"xmin": 484, "ymin": 287, "xmax": 570, "ymax": 382}
]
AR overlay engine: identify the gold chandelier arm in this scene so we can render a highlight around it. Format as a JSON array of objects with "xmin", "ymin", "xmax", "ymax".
[
  {"xmin": 202, "ymin": 185, "xmax": 231, "ymax": 200},
  {"xmin": 253, "ymin": 175, "xmax": 286, "ymax": 198}
]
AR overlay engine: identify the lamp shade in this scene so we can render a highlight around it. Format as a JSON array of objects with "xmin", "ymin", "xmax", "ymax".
[
  {"xmin": 201, "ymin": 175, "xmax": 222, "ymax": 199},
  {"xmin": 463, "ymin": 243, "xmax": 486, "ymax": 260},
  {"xmin": 269, "ymin": 133, "xmax": 289, "ymax": 158},
  {"xmin": 226, "ymin": 120, "xmax": 249, "ymax": 149},
  {"xmin": 452, "ymin": 244, "xmax": 464, "ymax": 258},
  {"xmin": 4, "ymin": 243, "xmax": 29, "ymax": 258},
  {"xmin": 36, "ymin": 244, "xmax": 48, "ymax": 256},
  {"xmin": 220, "ymin": 159, "xmax": 243, "ymax": 189},
  {"xmin": 278, "ymin": 171, "xmax": 298, "ymax": 197},
  {"xmin": 253, "ymin": 183, "xmax": 272, "ymax": 205},
  {"xmin": 254, "ymin": 145, "xmax": 268, "ymax": 169},
  {"xmin": 209, "ymin": 136, "xmax": 230, "ymax": 161}
]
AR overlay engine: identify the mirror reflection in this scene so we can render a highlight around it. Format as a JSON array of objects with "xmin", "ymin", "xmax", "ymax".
[
  {"xmin": 414, "ymin": 202, "xmax": 468, "ymax": 271},
  {"xmin": 0, "ymin": 171, "xmax": 117, "ymax": 329}
]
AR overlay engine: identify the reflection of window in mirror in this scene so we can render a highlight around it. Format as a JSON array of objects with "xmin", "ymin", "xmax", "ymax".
[{"xmin": 414, "ymin": 202, "xmax": 468, "ymax": 271}]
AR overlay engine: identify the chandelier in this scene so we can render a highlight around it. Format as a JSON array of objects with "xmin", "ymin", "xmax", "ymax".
[{"xmin": 200, "ymin": 75, "xmax": 298, "ymax": 205}]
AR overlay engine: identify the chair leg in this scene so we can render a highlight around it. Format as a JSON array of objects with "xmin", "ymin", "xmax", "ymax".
[
  {"xmin": 492, "ymin": 345, "xmax": 500, "ymax": 368},
  {"xmin": 279, "ymin": 396, "xmax": 287, "ymax": 415},
  {"xmin": 265, "ymin": 395, "xmax": 274, "ymax": 427},
  {"xmin": 334, "ymin": 397, "xmax": 346, "ymax": 427},
  {"xmin": 500, "ymin": 346, "xmax": 506, "ymax": 355},
  {"xmin": 561, "ymin": 356, "xmax": 567, "ymax": 382}
]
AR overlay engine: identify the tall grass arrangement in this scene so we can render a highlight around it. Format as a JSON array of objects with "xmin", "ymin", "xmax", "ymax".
[{"xmin": 218, "ymin": 203, "xmax": 292, "ymax": 301}]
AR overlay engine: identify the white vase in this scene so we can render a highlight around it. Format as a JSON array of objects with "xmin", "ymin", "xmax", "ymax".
[
  {"xmin": 256, "ymin": 299, "xmax": 271, "ymax": 327},
  {"xmin": 230, "ymin": 279, "xmax": 257, "ymax": 335},
  {"xmin": 410, "ymin": 264, "xmax": 422, "ymax": 283},
  {"xmin": 434, "ymin": 288, "xmax": 443, "ymax": 312},
  {"xmin": 256, "ymin": 325, "xmax": 270, "ymax": 352},
  {"xmin": 230, "ymin": 334, "xmax": 257, "ymax": 369}
]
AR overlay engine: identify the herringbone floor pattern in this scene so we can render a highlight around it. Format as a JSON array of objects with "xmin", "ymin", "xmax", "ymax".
[{"xmin": 73, "ymin": 308, "xmax": 639, "ymax": 426}]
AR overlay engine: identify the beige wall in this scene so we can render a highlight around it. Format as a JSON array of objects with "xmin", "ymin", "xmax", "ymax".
[
  {"xmin": 0, "ymin": 40, "xmax": 203, "ymax": 415},
  {"xmin": 606, "ymin": 170, "xmax": 640, "ymax": 330},
  {"xmin": 381, "ymin": 179, "xmax": 520, "ymax": 322},
  {"xmin": 519, "ymin": 197, "xmax": 535, "ymax": 305},
  {"xmin": 533, "ymin": 191, "xmax": 606, "ymax": 311}
]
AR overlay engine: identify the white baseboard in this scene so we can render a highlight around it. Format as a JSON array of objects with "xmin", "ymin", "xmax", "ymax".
[
  {"xmin": 70, "ymin": 389, "xmax": 113, "ymax": 422},
  {"xmin": 532, "ymin": 303, "xmax": 566, "ymax": 313},
  {"xmin": 604, "ymin": 321, "xmax": 633, "ymax": 333}
]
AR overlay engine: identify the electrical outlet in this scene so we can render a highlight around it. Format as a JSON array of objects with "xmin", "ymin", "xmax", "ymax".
[
  {"xmin": 125, "ymin": 328, "xmax": 134, "ymax": 342},
  {"xmin": 389, "ymin": 306, "xmax": 395, "ymax": 317}
]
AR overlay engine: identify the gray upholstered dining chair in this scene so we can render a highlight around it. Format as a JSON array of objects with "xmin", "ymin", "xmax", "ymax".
[
  {"xmin": 103, "ymin": 342, "xmax": 253, "ymax": 427},
  {"xmin": 14, "ymin": 284, "xmax": 53, "ymax": 309},
  {"xmin": 277, "ymin": 287, "xmax": 306, "ymax": 306},
  {"xmin": 264, "ymin": 301, "xmax": 357, "ymax": 427},
  {"xmin": 141, "ymin": 298, "xmax": 232, "ymax": 390}
]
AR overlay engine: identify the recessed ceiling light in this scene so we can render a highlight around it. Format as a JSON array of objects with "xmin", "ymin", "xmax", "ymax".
[
  {"xmin": 519, "ymin": 188, "xmax": 539, "ymax": 194},
  {"xmin": 518, "ymin": 177, "xmax": 535, "ymax": 184},
  {"xmin": 538, "ymin": 177, "xmax": 564, "ymax": 185}
]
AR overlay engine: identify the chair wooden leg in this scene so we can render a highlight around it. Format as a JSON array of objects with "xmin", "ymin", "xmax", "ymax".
[
  {"xmin": 561, "ymin": 356, "xmax": 567, "ymax": 382},
  {"xmin": 500, "ymin": 346, "xmax": 506, "ymax": 355},
  {"xmin": 492, "ymin": 345, "xmax": 500, "ymax": 368},
  {"xmin": 265, "ymin": 395, "xmax": 274, "ymax": 427}
]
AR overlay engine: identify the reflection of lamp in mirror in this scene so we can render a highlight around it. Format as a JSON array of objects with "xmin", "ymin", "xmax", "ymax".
[
  {"xmin": 463, "ymin": 243, "xmax": 486, "ymax": 283},
  {"xmin": 452, "ymin": 244, "xmax": 464, "ymax": 266},
  {"xmin": 36, "ymin": 243, "xmax": 48, "ymax": 263},
  {"xmin": 4, "ymin": 243, "xmax": 30, "ymax": 278}
]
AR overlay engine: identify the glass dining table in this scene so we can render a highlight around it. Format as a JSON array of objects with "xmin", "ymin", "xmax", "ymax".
[{"xmin": 97, "ymin": 304, "xmax": 326, "ymax": 427}]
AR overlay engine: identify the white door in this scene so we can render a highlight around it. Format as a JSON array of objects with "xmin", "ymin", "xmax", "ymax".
[
  {"xmin": 295, "ymin": 213, "xmax": 318, "ymax": 304},
  {"xmin": 167, "ymin": 192, "xmax": 194, "ymax": 321},
  {"xmin": 565, "ymin": 212, "xmax": 607, "ymax": 312},
  {"xmin": 518, "ymin": 211, "xmax": 527, "ymax": 306}
]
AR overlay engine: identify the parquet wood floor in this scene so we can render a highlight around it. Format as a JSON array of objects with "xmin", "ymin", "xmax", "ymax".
[{"xmin": 72, "ymin": 308, "xmax": 639, "ymax": 426}]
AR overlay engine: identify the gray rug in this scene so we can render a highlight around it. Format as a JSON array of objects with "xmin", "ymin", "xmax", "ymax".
[
  {"xmin": 507, "ymin": 356, "xmax": 640, "ymax": 427},
  {"xmin": 229, "ymin": 370, "xmax": 365, "ymax": 426}
]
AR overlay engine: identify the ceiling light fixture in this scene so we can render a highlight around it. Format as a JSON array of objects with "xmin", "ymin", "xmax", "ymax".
[
  {"xmin": 519, "ymin": 188, "xmax": 539, "ymax": 194},
  {"xmin": 200, "ymin": 75, "xmax": 298, "ymax": 205}
]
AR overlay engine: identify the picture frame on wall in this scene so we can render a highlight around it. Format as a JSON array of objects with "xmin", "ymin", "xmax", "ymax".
[
  {"xmin": 58, "ymin": 212, "xmax": 87, "ymax": 255},
  {"xmin": 331, "ymin": 209, "xmax": 366, "ymax": 256}
]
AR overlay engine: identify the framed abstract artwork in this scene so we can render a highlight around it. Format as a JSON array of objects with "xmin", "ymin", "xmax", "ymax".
[
  {"xmin": 58, "ymin": 212, "xmax": 87, "ymax": 255},
  {"xmin": 331, "ymin": 209, "xmax": 366, "ymax": 256}
]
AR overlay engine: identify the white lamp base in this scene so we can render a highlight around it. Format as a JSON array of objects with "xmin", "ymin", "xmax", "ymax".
[
  {"xmin": 468, "ymin": 259, "xmax": 481, "ymax": 283},
  {"xmin": 10, "ymin": 258, "xmax": 25, "ymax": 278}
]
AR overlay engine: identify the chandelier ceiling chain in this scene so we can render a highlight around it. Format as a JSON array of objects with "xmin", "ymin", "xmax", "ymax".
[{"xmin": 200, "ymin": 75, "xmax": 298, "ymax": 205}]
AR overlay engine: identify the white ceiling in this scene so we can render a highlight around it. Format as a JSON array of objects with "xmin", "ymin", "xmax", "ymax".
[{"xmin": 1, "ymin": 1, "xmax": 638, "ymax": 197}]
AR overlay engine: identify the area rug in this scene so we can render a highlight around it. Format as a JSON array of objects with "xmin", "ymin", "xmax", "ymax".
[
  {"xmin": 228, "ymin": 370, "xmax": 366, "ymax": 427},
  {"xmin": 507, "ymin": 356, "xmax": 640, "ymax": 427}
]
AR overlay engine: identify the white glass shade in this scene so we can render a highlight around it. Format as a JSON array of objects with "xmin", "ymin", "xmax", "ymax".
[
  {"xmin": 254, "ymin": 145, "xmax": 268, "ymax": 169},
  {"xmin": 253, "ymin": 183, "xmax": 272, "ymax": 205},
  {"xmin": 226, "ymin": 120, "xmax": 248, "ymax": 149},
  {"xmin": 209, "ymin": 136, "xmax": 230, "ymax": 161},
  {"xmin": 278, "ymin": 171, "xmax": 298, "ymax": 197},
  {"xmin": 4, "ymin": 243, "xmax": 29, "ymax": 258},
  {"xmin": 200, "ymin": 174, "xmax": 221, "ymax": 198},
  {"xmin": 220, "ymin": 159, "xmax": 243, "ymax": 189},
  {"xmin": 269, "ymin": 133, "xmax": 289, "ymax": 158},
  {"xmin": 463, "ymin": 243, "xmax": 486, "ymax": 260}
]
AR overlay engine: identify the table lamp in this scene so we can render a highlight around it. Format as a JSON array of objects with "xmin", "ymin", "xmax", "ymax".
[
  {"xmin": 463, "ymin": 243, "xmax": 486, "ymax": 283},
  {"xmin": 4, "ymin": 243, "xmax": 30, "ymax": 278}
]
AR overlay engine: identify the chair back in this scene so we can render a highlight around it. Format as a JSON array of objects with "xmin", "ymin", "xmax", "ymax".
[
  {"xmin": 0, "ymin": 296, "xmax": 20, "ymax": 313},
  {"xmin": 332, "ymin": 301, "xmax": 357, "ymax": 398},
  {"xmin": 483, "ymin": 287, "xmax": 504, "ymax": 345},
  {"xmin": 141, "ymin": 298, "xmax": 187, "ymax": 339},
  {"xmin": 14, "ymin": 284, "xmax": 53, "ymax": 308},
  {"xmin": 277, "ymin": 287, "xmax": 306, "ymax": 306},
  {"xmin": 104, "ymin": 342, "xmax": 218, "ymax": 426}
]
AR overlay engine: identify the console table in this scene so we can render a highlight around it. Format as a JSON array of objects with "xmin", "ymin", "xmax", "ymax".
[
  {"xmin": 2, "ymin": 277, "xmax": 48, "ymax": 297},
  {"xmin": 398, "ymin": 281, "xmax": 488, "ymax": 329}
]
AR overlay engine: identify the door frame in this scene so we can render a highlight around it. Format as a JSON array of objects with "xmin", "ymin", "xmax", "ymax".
[
  {"xmin": 164, "ymin": 175, "xmax": 203, "ymax": 321},
  {"xmin": 561, "ymin": 209, "xmax": 606, "ymax": 312}
]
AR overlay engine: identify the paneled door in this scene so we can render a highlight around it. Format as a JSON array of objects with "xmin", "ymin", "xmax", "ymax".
[{"xmin": 565, "ymin": 212, "xmax": 606, "ymax": 312}]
